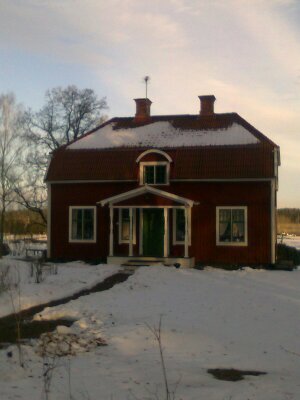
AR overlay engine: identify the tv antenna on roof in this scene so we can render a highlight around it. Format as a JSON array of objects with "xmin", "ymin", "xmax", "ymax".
[{"xmin": 143, "ymin": 76, "xmax": 150, "ymax": 99}]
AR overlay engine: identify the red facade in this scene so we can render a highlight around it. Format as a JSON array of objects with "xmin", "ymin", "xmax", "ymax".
[
  {"xmin": 50, "ymin": 180, "xmax": 273, "ymax": 265},
  {"xmin": 46, "ymin": 96, "xmax": 280, "ymax": 266}
]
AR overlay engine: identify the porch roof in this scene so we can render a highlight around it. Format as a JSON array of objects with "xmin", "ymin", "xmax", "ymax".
[{"xmin": 98, "ymin": 185, "xmax": 198, "ymax": 207}]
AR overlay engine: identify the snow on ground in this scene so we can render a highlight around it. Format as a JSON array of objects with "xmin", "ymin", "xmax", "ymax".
[
  {"xmin": 0, "ymin": 259, "xmax": 120, "ymax": 317},
  {"xmin": 5, "ymin": 236, "xmax": 47, "ymax": 257},
  {"xmin": 67, "ymin": 121, "xmax": 259, "ymax": 149},
  {"xmin": 1, "ymin": 263, "xmax": 300, "ymax": 400}
]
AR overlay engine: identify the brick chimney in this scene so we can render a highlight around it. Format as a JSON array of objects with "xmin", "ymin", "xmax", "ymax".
[
  {"xmin": 199, "ymin": 95, "xmax": 216, "ymax": 116},
  {"xmin": 134, "ymin": 98, "xmax": 152, "ymax": 123}
]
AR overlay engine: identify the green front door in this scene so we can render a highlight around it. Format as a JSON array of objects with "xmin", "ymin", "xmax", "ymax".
[{"xmin": 143, "ymin": 209, "xmax": 164, "ymax": 257}]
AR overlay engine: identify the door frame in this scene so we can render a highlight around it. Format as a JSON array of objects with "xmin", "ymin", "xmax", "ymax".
[
  {"xmin": 141, "ymin": 208, "xmax": 165, "ymax": 257},
  {"xmin": 139, "ymin": 206, "xmax": 173, "ymax": 257}
]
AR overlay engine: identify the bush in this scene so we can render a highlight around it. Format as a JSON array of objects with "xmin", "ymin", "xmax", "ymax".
[
  {"xmin": 0, "ymin": 264, "xmax": 10, "ymax": 293},
  {"xmin": 277, "ymin": 243, "xmax": 300, "ymax": 267}
]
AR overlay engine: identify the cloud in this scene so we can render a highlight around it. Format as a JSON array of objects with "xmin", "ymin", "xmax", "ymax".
[
  {"xmin": 0, "ymin": 0, "xmax": 299, "ymax": 205},
  {"xmin": 230, "ymin": 0, "xmax": 300, "ymax": 79}
]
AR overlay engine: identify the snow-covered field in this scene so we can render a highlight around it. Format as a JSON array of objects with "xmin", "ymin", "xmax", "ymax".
[
  {"xmin": 279, "ymin": 234, "xmax": 300, "ymax": 250},
  {"xmin": 1, "ymin": 260, "xmax": 300, "ymax": 400},
  {"xmin": 0, "ymin": 260, "xmax": 120, "ymax": 318}
]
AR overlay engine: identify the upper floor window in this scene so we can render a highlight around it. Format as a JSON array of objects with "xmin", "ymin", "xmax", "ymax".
[
  {"xmin": 143, "ymin": 163, "xmax": 167, "ymax": 185},
  {"xmin": 137, "ymin": 149, "xmax": 172, "ymax": 186},
  {"xmin": 69, "ymin": 206, "xmax": 96, "ymax": 243},
  {"xmin": 216, "ymin": 206, "xmax": 247, "ymax": 246}
]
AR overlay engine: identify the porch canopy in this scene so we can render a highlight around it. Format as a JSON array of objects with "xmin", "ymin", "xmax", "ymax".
[{"xmin": 98, "ymin": 185, "xmax": 198, "ymax": 259}]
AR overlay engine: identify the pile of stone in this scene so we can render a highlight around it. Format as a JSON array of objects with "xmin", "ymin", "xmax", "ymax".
[{"xmin": 36, "ymin": 325, "xmax": 107, "ymax": 357}]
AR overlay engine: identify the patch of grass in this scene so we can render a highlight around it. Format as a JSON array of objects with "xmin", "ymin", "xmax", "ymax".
[{"xmin": 207, "ymin": 368, "xmax": 266, "ymax": 381}]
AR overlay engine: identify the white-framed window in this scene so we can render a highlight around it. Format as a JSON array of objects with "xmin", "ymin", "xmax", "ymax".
[
  {"xmin": 69, "ymin": 206, "xmax": 96, "ymax": 243},
  {"xmin": 118, "ymin": 208, "xmax": 136, "ymax": 244},
  {"xmin": 139, "ymin": 162, "xmax": 169, "ymax": 185},
  {"xmin": 216, "ymin": 206, "xmax": 248, "ymax": 246},
  {"xmin": 173, "ymin": 208, "xmax": 192, "ymax": 245}
]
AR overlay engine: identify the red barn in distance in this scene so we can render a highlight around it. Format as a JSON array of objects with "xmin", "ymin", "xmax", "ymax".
[{"xmin": 45, "ymin": 95, "xmax": 280, "ymax": 267}]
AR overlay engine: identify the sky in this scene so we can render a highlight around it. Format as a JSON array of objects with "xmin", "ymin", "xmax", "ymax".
[{"xmin": 0, "ymin": 0, "xmax": 299, "ymax": 207}]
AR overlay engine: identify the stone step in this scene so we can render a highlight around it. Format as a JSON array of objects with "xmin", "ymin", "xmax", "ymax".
[{"xmin": 124, "ymin": 259, "xmax": 165, "ymax": 266}]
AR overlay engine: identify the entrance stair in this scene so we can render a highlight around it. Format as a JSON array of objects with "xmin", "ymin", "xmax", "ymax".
[{"xmin": 121, "ymin": 258, "xmax": 168, "ymax": 273}]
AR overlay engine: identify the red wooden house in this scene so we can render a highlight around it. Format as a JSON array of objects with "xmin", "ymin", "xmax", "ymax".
[{"xmin": 45, "ymin": 95, "xmax": 280, "ymax": 267}]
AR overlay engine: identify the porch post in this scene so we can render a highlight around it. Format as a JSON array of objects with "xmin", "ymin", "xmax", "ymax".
[
  {"xmin": 109, "ymin": 206, "xmax": 114, "ymax": 257},
  {"xmin": 184, "ymin": 206, "xmax": 189, "ymax": 258},
  {"xmin": 164, "ymin": 208, "xmax": 169, "ymax": 257},
  {"xmin": 139, "ymin": 208, "xmax": 143, "ymax": 256},
  {"xmin": 129, "ymin": 207, "xmax": 133, "ymax": 257}
]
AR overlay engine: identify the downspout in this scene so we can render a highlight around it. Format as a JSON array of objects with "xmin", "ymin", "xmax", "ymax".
[
  {"xmin": 47, "ymin": 183, "xmax": 51, "ymax": 258},
  {"xmin": 271, "ymin": 179, "xmax": 276, "ymax": 264},
  {"xmin": 271, "ymin": 148, "xmax": 279, "ymax": 264}
]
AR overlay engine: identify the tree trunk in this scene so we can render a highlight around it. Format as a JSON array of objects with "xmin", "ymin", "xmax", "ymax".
[{"xmin": 0, "ymin": 207, "xmax": 5, "ymax": 259}]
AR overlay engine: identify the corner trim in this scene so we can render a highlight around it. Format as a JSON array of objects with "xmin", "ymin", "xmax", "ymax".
[{"xmin": 47, "ymin": 183, "xmax": 51, "ymax": 258}]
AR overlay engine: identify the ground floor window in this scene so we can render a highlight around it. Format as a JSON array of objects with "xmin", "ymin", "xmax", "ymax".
[
  {"xmin": 216, "ymin": 206, "xmax": 247, "ymax": 246},
  {"xmin": 118, "ymin": 208, "xmax": 136, "ymax": 244},
  {"xmin": 69, "ymin": 206, "xmax": 96, "ymax": 242},
  {"xmin": 173, "ymin": 208, "xmax": 191, "ymax": 245}
]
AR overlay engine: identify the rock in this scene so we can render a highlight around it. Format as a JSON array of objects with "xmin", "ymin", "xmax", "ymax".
[{"xmin": 56, "ymin": 325, "xmax": 72, "ymax": 335}]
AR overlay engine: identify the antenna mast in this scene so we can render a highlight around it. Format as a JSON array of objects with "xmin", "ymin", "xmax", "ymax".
[{"xmin": 144, "ymin": 76, "xmax": 150, "ymax": 99}]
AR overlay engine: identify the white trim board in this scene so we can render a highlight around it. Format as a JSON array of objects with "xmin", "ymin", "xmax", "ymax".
[
  {"xmin": 172, "ymin": 178, "xmax": 274, "ymax": 182},
  {"xmin": 47, "ymin": 183, "xmax": 51, "ymax": 258},
  {"xmin": 136, "ymin": 149, "xmax": 172, "ymax": 163},
  {"xmin": 112, "ymin": 205, "xmax": 188, "ymax": 209},
  {"xmin": 99, "ymin": 185, "xmax": 197, "ymax": 207},
  {"xmin": 271, "ymin": 180, "xmax": 276, "ymax": 264},
  {"xmin": 46, "ymin": 178, "xmax": 274, "ymax": 184},
  {"xmin": 46, "ymin": 179, "xmax": 137, "ymax": 184}
]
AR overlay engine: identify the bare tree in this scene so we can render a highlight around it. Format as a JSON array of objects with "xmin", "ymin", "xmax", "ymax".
[
  {"xmin": 0, "ymin": 94, "xmax": 23, "ymax": 256},
  {"xmin": 16, "ymin": 86, "xmax": 108, "ymax": 224},
  {"xmin": 25, "ymin": 85, "xmax": 108, "ymax": 152}
]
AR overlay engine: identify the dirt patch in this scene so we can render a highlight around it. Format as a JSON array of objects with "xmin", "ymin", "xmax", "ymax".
[
  {"xmin": 0, "ymin": 319, "xmax": 74, "ymax": 349},
  {"xmin": 0, "ymin": 272, "xmax": 130, "ymax": 347},
  {"xmin": 207, "ymin": 368, "xmax": 267, "ymax": 381}
]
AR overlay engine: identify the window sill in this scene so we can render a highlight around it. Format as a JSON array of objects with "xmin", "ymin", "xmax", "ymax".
[
  {"xmin": 174, "ymin": 240, "xmax": 192, "ymax": 246},
  {"xmin": 69, "ymin": 239, "xmax": 96, "ymax": 244},
  {"xmin": 140, "ymin": 183, "xmax": 170, "ymax": 186},
  {"xmin": 216, "ymin": 242, "xmax": 248, "ymax": 247}
]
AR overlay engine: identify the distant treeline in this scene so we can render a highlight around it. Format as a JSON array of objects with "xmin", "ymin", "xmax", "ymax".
[
  {"xmin": 4, "ymin": 209, "xmax": 46, "ymax": 236},
  {"xmin": 277, "ymin": 208, "xmax": 300, "ymax": 235},
  {"xmin": 2, "ymin": 208, "xmax": 299, "ymax": 237},
  {"xmin": 277, "ymin": 208, "xmax": 300, "ymax": 224}
]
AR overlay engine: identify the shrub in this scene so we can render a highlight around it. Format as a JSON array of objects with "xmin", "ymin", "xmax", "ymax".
[{"xmin": 277, "ymin": 243, "xmax": 300, "ymax": 267}]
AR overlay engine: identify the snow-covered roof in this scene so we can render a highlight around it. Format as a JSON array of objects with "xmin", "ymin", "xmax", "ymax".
[
  {"xmin": 46, "ymin": 113, "xmax": 277, "ymax": 182},
  {"xmin": 67, "ymin": 120, "xmax": 260, "ymax": 150}
]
